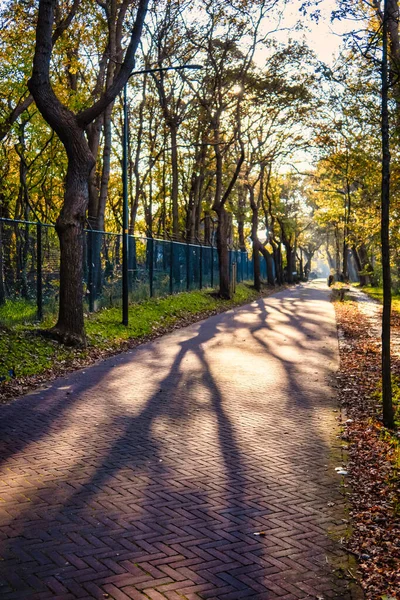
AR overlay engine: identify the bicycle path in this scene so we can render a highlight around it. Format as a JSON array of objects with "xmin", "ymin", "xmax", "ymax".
[{"xmin": 0, "ymin": 282, "xmax": 356, "ymax": 599}]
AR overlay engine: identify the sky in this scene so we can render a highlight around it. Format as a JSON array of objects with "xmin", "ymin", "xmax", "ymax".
[
  {"xmin": 266, "ymin": 0, "xmax": 353, "ymax": 66},
  {"xmin": 254, "ymin": 0, "xmax": 355, "ymax": 172}
]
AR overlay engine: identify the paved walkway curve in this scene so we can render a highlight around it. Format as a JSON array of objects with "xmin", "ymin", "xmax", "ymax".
[{"xmin": 0, "ymin": 282, "xmax": 354, "ymax": 599}]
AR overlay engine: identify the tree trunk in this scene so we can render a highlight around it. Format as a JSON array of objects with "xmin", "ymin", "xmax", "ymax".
[
  {"xmin": 387, "ymin": 0, "xmax": 400, "ymax": 129},
  {"xmin": 326, "ymin": 247, "xmax": 334, "ymax": 271},
  {"xmin": 271, "ymin": 241, "xmax": 282, "ymax": 284},
  {"xmin": 186, "ymin": 171, "xmax": 201, "ymax": 243},
  {"xmin": 0, "ymin": 220, "xmax": 5, "ymax": 306},
  {"xmin": 359, "ymin": 244, "xmax": 373, "ymax": 285},
  {"xmin": 87, "ymin": 116, "xmax": 102, "ymax": 220},
  {"xmin": 53, "ymin": 153, "xmax": 94, "ymax": 345},
  {"xmin": 299, "ymin": 250, "xmax": 304, "ymax": 280},
  {"xmin": 249, "ymin": 188, "xmax": 261, "ymax": 291},
  {"xmin": 303, "ymin": 250, "xmax": 312, "ymax": 278},
  {"xmin": 170, "ymin": 122, "xmax": 179, "ymax": 239},
  {"xmin": 204, "ymin": 212, "xmax": 211, "ymax": 245},
  {"xmin": 342, "ymin": 180, "xmax": 352, "ymax": 281},
  {"xmin": 285, "ymin": 244, "xmax": 294, "ymax": 283},
  {"xmin": 381, "ymin": 0, "xmax": 395, "ymax": 428},
  {"xmin": 28, "ymin": 0, "xmax": 149, "ymax": 343},
  {"xmin": 334, "ymin": 226, "xmax": 341, "ymax": 280},
  {"xmin": 342, "ymin": 237, "xmax": 348, "ymax": 279},
  {"xmin": 252, "ymin": 242, "xmax": 261, "ymax": 291},
  {"xmin": 352, "ymin": 246, "xmax": 366, "ymax": 286},
  {"xmin": 237, "ymin": 184, "xmax": 247, "ymax": 251},
  {"xmin": 260, "ymin": 244, "xmax": 275, "ymax": 285},
  {"xmin": 216, "ymin": 207, "xmax": 230, "ymax": 299}
]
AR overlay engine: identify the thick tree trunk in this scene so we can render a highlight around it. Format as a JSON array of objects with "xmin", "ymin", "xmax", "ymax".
[
  {"xmin": 252, "ymin": 243, "xmax": 261, "ymax": 291},
  {"xmin": 87, "ymin": 116, "xmax": 102, "ymax": 220},
  {"xmin": 271, "ymin": 241, "xmax": 282, "ymax": 285},
  {"xmin": 285, "ymin": 244, "xmax": 294, "ymax": 283},
  {"xmin": 260, "ymin": 244, "xmax": 275, "ymax": 286},
  {"xmin": 216, "ymin": 207, "xmax": 230, "ymax": 299},
  {"xmin": 53, "ymin": 153, "xmax": 94, "ymax": 345}
]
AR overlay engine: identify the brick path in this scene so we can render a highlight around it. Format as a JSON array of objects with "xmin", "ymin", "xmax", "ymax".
[{"xmin": 0, "ymin": 282, "xmax": 356, "ymax": 599}]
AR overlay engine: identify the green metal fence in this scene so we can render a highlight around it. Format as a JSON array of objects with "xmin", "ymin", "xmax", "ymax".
[{"xmin": 0, "ymin": 218, "xmax": 271, "ymax": 326}]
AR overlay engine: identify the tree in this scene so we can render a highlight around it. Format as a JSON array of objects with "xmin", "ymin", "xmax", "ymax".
[
  {"xmin": 327, "ymin": 0, "xmax": 398, "ymax": 426},
  {"xmin": 28, "ymin": 0, "xmax": 149, "ymax": 345},
  {"xmin": 381, "ymin": 0, "xmax": 394, "ymax": 428}
]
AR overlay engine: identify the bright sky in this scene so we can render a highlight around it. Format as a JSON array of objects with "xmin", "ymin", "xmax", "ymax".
[
  {"xmin": 255, "ymin": 0, "xmax": 354, "ymax": 172},
  {"xmin": 276, "ymin": 0, "xmax": 352, "ymax": 65}
]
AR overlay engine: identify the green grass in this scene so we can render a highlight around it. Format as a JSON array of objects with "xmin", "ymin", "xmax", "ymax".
[
  {"xmin": 362, "ymin": 286, "xmax": 400, "ymax": 313},
  {"xmin": 0, "ymin": 329, "xmax": 77, "ymax": 379},
  {"xmin": 0, "ymin": 283, "xmax": 265, "ymax": 381},
  {"xmin": 0, "ymin": 299, "xmax": 38, "ymax": 327}
]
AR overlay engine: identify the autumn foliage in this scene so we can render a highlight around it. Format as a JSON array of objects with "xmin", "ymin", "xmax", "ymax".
[{"xmin": 335, "ymin": 299, "xmax": 400, "ymax": 598}]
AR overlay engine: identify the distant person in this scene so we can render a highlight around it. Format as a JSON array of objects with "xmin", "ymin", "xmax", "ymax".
[{"xmin": 328, "ymin": 274, "xmax": 334, "ymax": 287}]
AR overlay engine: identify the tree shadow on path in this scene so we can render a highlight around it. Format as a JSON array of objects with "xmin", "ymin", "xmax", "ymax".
[{"xmin": 0, "ymin": 285, "xmax": 352, "ymax": 599}]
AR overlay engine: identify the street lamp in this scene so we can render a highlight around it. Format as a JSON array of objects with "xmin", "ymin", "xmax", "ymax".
[{"xmin": 122, "ymin": 64, "xmax": 203, "ymax": 325}]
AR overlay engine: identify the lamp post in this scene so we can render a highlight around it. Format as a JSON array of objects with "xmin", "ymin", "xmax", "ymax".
[{"xmin": 122, "ymin": 64, "xmax": 203, "ymax": 325}]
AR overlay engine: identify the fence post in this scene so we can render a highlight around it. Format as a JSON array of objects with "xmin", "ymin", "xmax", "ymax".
[
  {"xmin": 149, "ymin": 237, "xmax": 154, "ymax": 298},
  {"xmin": 169, "ymin": 239, "xmax": 174, "ymax": 295},
  {"xmin": 36, "ymin": 222, "xmax": 43, "ymax": 321},
  {"xmin": 199, "ymin": 242, "xmax": 203, "ymax": 290},
  {"xmin": 247, "ymin": 251, "xmax": 250, "ymax": 280},
  {"xmin": 241, "ymin": 251, "xmax": 244, "ymax": 282},
  {"xmin": 186, "ymin": 242, "xmax": 190, "ymax": 291},
  {"xmin": 210, "ymin": 245, "xmax": 214, "ymax": 288}
]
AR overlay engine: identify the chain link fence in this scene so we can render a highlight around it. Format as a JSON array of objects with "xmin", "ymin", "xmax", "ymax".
[{"xmin": 0, "ymin": 218, "xmax": 272, "ymax": 326}]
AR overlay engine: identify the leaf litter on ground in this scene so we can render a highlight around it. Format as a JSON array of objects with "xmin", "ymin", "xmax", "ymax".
[{"xmin": 334, "ymin": 297, "xmax": 400, "ymax": 599}]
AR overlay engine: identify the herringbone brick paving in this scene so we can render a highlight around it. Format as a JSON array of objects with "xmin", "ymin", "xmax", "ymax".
[{"xmin": 0, "ymin": 282, "xmax": 356, "ymax": 599}]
